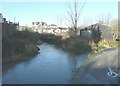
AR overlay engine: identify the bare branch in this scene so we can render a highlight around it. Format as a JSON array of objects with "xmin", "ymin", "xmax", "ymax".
[
  {"xmin": 77, "ymin": 0, "xmax": 86, "ymax": 20},
  {"xmin": 65, "ymin": 0, "xmax": 86, "ymax": 35}
]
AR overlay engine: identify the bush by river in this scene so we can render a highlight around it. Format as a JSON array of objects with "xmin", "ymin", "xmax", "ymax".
[
  {"xmin": 39, "ymin": 35, "xmax": 92, "ymax": 55},
  {"xmin": 39, "ymin": 33, "xmax": 119, "ymax": 55},
  {"xmin": 3, "ymin": 29, "xmax": 118, "ymax": 63},
  {"xmin": 2, "ymin": 30, "xmax": 42, "ymax": 63},
  {"xmin": 91, "ymin": 39, "xmax": 119, "ymax": 52}
]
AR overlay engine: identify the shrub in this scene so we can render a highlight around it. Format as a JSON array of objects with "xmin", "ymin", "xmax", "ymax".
[{"xmin": 2, "ymin": 30, "xmax": 42, "ymax": 63}]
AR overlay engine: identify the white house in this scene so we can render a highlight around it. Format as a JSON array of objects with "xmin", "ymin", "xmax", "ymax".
[
  {"xmin": 31, "ymin": 21, "xmax": 69, "ymax": 35},
  {"xmin": 32, "ymin": 21, "xmax": 47, "ymax": 32},
  {"xmin": 58, "ymin": 27, "xmax": 69, "ymax": 33},
  {"xmin": 32, "ymin": 22, "xmax": 41, "ymax": 32},
  {"xmin": 54, "ymin": 28, "xmax": 61, "ymax": 33},
  {"xmin": 41, "ymin": 21, "xmax": 47, "ymax": 28},
  {"xmin": 47, "ymin": 28, "xmax": 54, "ymax": 34},
  {"xmin": 48, "ymin": 24, "xmax": 57, "ymax": 28},
  {"xmin": 19, "ymin": 26, "xmax": 26, "ymax": 31},
  {"xmin": 38, "ymin": 29, "xmax": 43, "ymax": 33}
]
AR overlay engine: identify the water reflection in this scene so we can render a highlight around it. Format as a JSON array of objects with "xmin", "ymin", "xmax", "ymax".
[{"xmin": 2, "ymin": 43, "xmax": 89, "ymax": 84}]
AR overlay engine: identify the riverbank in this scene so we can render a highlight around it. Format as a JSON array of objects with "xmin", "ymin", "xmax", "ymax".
[
  {"xmin": 3, "ymin": 43, "xmax": 90, "ymax": 84},
  {"xmin": 2, "ymin": 30, "xmax": 43, "ymax": 63},
  {"xmin": 91, "ymin": 39, "xmax": 119, "ymax": 52},
  {"xmin": 70, "ymin": 46, "xmax": 119, "ymax": 84},
  {"xmin": 3, "ymin": 31, "xmax": 91, "ymax": 64},
  {"xmin": 40, "ymin": 35, "xmax": 92, "ymax": 55},
  {"xmin": 3, "ymin": 29, "xmax": 119, "ymax": 64}
]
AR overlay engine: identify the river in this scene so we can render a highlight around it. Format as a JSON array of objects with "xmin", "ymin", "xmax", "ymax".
[{"xmin": 2, "ymin": 43, "xmax": 90, "ymax": 84}]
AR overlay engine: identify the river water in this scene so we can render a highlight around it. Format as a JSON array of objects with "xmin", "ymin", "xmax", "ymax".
[{"xmin": 2, "ymin": 43, "xmax": 90, "ymax": 84}]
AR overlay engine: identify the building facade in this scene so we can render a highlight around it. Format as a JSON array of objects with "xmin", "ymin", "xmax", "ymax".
[
  {"xmin": 80, "ymin": 23, "xmax": 113, "ymax": 41},
  {"xmin": 0, "ymin": 13, "xmax": 4, "ymax": 23},
  {"xmin": 31, "ymin": 21, "xmax": 69, "ymax": 35},
  {"xmin": 1, "ymin": 13, "xmax": 19, "ymax": 36}
]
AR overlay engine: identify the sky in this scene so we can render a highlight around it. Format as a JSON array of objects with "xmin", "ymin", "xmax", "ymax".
[{"xmin": 0, "ymin": 0, "xmax": 118, "ymax": 27}]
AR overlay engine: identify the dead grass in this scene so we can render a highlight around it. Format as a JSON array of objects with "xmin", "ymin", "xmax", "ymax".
[{"xmin": 91, "ymin": 39, "xmax": 118, "ymax": 52}]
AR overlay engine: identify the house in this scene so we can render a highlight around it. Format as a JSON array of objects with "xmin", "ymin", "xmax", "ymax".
[
  {"xmin": 32, "ymin": 21, "xmax": 47, "ymax": 32},
  {"xmin": 38, "ymin": 29, "xmax": 43, "ymax": 33},
  {"xmin": 93, "ymin": 23, "xmax": 113, "ymax": 40},
  {"xmin": 2, "ymin": 16, "xmax": 19, "ymax": 36},
  {"xmin": 18, "ymin": 26, "xmax": 32, "ymax": 31},
  {"xmin": 18, "ymin": 26, "xmax": 26, "ymax": 31},
  {"xmin": 80, "ymin": 23, "xmax": 113, "ymax": 40},
  {"xmin": 42, "ymin": 28, "xmax": 54, "ymax": 34},
  {"xmin": 54, "ymin": 28, "xmax": 61, "ymax": 33},
  {"xmin": 32, "ymin": 22, "xmax": 41, "ymax": 32},
  {"xmin": 31, "ymin": 21, "xmax": 69, "ymax": 35},
  {"xmin": 80, "ymin": 28, "xmax": 92, "ymax": 39},
  {"xmin": 42, "ymin": 24, "xmax": 61, "ymax": 34},
  {"xmin": 32, "ymin": 22, "xmax": 58, "ymax": 34},
  {"xmin": 58, "ymin": 27, "xmax": 69, "ymax": 33},
  {"xmin": 41, "ymin": 21, "xmax": 47, "ymax": 28},
  {"xmin": 48, "ymin": 24, "xmax": 57, "ymax": 28}
]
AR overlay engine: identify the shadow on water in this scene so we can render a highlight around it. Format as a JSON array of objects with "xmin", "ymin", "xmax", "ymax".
[
  {"xmin": 2, "ymin": 54, "xmax": 38, "ymax": 75},
  {"xmin": 2, "ymin": 43, "xmax": 91, "ymax": 84}
]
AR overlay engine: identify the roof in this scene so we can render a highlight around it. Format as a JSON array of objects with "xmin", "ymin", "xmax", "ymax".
[
  {"xmin": 80, "ymin": 23, "xmax": 113, "ymax": 40},
  {"xmin": 44, "ymin": 27, "xmax": 58, "ymax": 30},
  {"xmin": 58, "ymin": 27, "xmax": 68, "ymax": 30}
]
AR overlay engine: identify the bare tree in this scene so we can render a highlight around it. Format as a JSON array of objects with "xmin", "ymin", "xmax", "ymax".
[
  {"xmin": 110, "ymin": 19, "xmax": 118, "ymax": 31},
  {"xmin": 97, "ymin": 13, "xmax": 111, "ymax": 25},
  {"xmin": 110, "ymin": 19, "xmax": 118, "ymax": 40},
  {"xmin": 56, "ymin": 14, "xmax": 63, "ymax": 27},
  {"xmin": 65, "ymin": 0, "xmax": 86, "ymax": 35}
]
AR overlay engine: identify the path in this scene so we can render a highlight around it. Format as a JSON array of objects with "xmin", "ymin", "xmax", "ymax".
[{"xmin": 71, "ymin": 47, "xmax": 119, "ymax": 84}]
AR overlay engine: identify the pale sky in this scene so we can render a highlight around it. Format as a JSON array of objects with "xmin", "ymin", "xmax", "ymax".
[{"xmin": 0, "ymin": 0, "xmax": 118, "ymax": 27}]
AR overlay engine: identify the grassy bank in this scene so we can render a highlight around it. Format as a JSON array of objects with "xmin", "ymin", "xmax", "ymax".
[
  {"xmin": 70, "ymin": 52, "xmax": 95, "ymax": 84},
  {"xmin": 91, "ymin": 39, "xmax": 119, "ymax": 52},
  {"xmin": 3, "ymin": 28, "xmax": 119, "ymax": 63},
  {"xmin": 2, "ymin": 30, "xmax": 42, "ymax": 63},
  {"xmin": 60, "ymin": 36, "xmax": 92, "ymax": 55},
  {"xmin": 70, "ymin": 39, "xmax": 119, "ymax": 83},
  {"xmin": 39, "ymin": 35, "xmax": 92, "ymax": 55}
]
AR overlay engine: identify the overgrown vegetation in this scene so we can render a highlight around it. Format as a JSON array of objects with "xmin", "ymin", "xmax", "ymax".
[
  {"xmin": 2, "ymin": 30, "xmax": 42, "ymax": 63},
  {"xmin": 3, "ymin": 24, "xmax": 118, "ymax": 63},
  {"xmin": 91, "ymin": 39, "xmax": 119, "ymax": 52},
  {"xmin": 60, "ymin": 36, "xmax": 92, "ymax": 55},
  {"xmin": 40, "ymin": 35, "xmax": 92, "ymax": 55}
]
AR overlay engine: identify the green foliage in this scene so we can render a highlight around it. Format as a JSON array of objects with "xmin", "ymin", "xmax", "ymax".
[
  {"xmin": 71, "ymin": 42, "xmax": 91, "ymax": 54},
  {"xmin": 54, "ymin": 37, "xmax": 92, "ymax": 55},
  {"xmin": 91, "ymin": 39, "xmax": 118, "ymax": 52},
  {"xmin": 107, "ymin": 41, "xmax": 118, "ymax": 47},
  {"xmin": 92, "ymin": 28, "xmax": 102, "ymax": 44}
]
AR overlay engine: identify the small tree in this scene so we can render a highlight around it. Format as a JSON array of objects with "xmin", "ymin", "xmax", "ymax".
[{"xmin": 92, "ymin": 26, "xmax": 102, "ymax": 44}]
